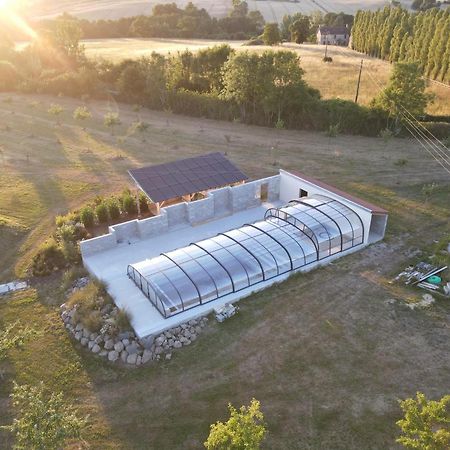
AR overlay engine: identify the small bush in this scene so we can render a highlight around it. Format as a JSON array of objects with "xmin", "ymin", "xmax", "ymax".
[
  {"xmin": 82, "ymin": 311, "xmax": 102, "ymax": 333},
  {"xmin": 380, "ymin": 128, "xmax": 394, "ymax": 142},
  {"xmin": 326, "ymin": 124, "xmax": 340, "ymax": 137},
  {"xmin": 95, "ymin": 203, "xmax": 109, "ymax": 224},
  {"xmin": 323, "ymin": 56, "xmax": 333, "ymax": 63},
  {"xmin": 73, "ymin": 106, "xmax": 92, "ymax": 121},
  {"xmin": 394, "ymin": 158, "xmax": 408, "ymax": 166},
  {"xmin": 57, "ymin": 224, "xmax": 76, "ymax": 243},
  {"xmin": 139, "ymin": 193, "xmax": 149, "ymax": 213},
  {"xmin": 32, "ymin": 238, "xmax": 66, "ymax": 276},
  {"xmin": 80, "ymin": 206, "xmax": 95, "ymax": 228},
  {"xmin": 61, "ymin": 240, "xmax": 80, "ymax": 264},
  {"xmin": 107, "ymin": 198, "xmax": 121, "ymax": 221},
  {"xmin": 122, "ymin": 194, "xmax": 137, "ymax": 215},
  {"xmin": 61, "ymin": 266, "xmax": 88, "ymax": 291},
  {"xmin": 275, "ymin": 119, "xmax": 285, "ymax": 129},
  {"xmin": 115, "ymin": 309, "xmax": 132, "ymax": 332}
]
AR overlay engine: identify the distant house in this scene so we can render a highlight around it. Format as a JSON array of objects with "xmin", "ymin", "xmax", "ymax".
[{"xmin": 317, "ymin": 25, "xmax": 350, "ymax": 46}]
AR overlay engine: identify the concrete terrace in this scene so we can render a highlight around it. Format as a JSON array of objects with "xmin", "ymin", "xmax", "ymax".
[{"xmin": 84, "ymin": 201, "xmax": 283, "ymax": 337}]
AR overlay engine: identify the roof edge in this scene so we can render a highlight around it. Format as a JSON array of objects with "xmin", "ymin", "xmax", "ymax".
[{"xmin": 281, "ymin": 169, "xmax": 388, "ymax": 215}]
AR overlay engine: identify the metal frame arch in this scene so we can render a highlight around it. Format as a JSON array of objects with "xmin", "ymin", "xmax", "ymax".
[
  {"xmin": 218, "ymin": 232, "xmax": 266, "ymax": 281},
  {"xmin": 289, "ymin": 199, "xmax": 344, "ymax": 252},
  {"xmin": 179, "ymin": 247, "xmax": 219, "ymax": 299},
  {"xmin": 256, "ymin": 221, "xmax": 307, "ymax": 266},
  {"xmin": 264, "ymin": 209, "xmax": 320, "ymax": 260},
  {"xmin": 319, "ymin": 200, "xmax": 356, "ymax": 246},
  {"xmin": 161, "ymin": 252, "xmax": 204, "ymax": 304},
  {"xmin": 243, "ymin": 223, "xmax": 294, "ymax": 271},
  {"xmin": 190, "ymin": 243, "xmax": 236, "ymax": 292}
]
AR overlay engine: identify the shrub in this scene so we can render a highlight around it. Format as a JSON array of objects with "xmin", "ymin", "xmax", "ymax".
[
  {"xmin": 80, "ymin": 206, "xmax": 95, "ymax": 228},
  {"xmin": 139, "ymin": 193, "xmax": 149, "ymax": 213},
  {"xmin": 57, "ymin": 224, "xmax": 76, "ymax": 243},
  {"xmin": 61, "ymin": 240, "xmax": 80, "ymax": 265},
  {"xmin": 115, "ymin": 309, "xmax": 132, "ymax": 332},
  {"xmin": 122, "ymin": 194, "xmax": 137, "ymax": 215},
  {"xmin": 417, "ymin": 121, "xmax": 450, "ymax": 140},
  {"xmin": 323, "ymin": 56, "xmax": 333, "ymax": 63},
  {"xmin": 73, "ymin": 106, "xmax": 92, "ymax": 121},
  {"xmin": 61, "ymin": 266, "xmax": 88, "ymax": 291},
  {"xmin": 95, "ymin": 202, "xmax": 109, "ymax": 224},
  {"xmin": 32, "ymin": 238, "xmax": 66, "ymax": 276},
  {"xmin": 326, "ymin": 124, "xmax": 340, "ymax": 137},
  {"xmin": 82, "ymin": 310, "xmax": 102, "ymax": 333},
  {"xmin": 107, "ymin": 198, "xmax": 121, "ymax": 221}
]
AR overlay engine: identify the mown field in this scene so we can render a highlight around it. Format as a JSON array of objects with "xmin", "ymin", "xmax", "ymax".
[
  {"xmin": 30, "ymin": 0, "xmax": 396, "ymax": 21},
  {"xmin": 82, "ymin": 39, "xmax": 450, "ymax": 116},
  {"xmin": 0, "ymin": 92, "xmax": 449, "ymax": 449}
]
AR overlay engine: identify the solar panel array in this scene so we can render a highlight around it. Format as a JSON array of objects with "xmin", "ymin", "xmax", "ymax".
[{"xmin": 129, "ymin": 153, "xmax": 248, "ymax": 203}]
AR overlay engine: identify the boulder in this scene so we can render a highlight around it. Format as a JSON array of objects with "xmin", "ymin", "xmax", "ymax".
[
  {"xmin": 74, "ymin": 331, "xmax": 82, "ymax": 341},
  {"xmin": 94, "ymin": 335, "xmax": 104, "ymax": 344},
  {"xmin": 80, "ymin": 337, "xmax": 88, "ymax": 346},
  {"xmin": 190, "ymin": 334, "xmax": 197, "ymax": 341},
  {"xmin": 142, "ymin": 349, "xmax": 153, "ymax": 364},
  {"xmin": 82, "ymin": 328, "xmax": 90, "ymax": 339},
  {"xmin": 155, "ymin": 336, "xmax": 165, "ymax": 346},
  {"xmin": 136, "ymin": 355, "xmax": 142, "ymax": 366},
  {"xmin": 165, "ymin": 353, "xmax": 172, "ymax": 360},
  {"xmin": 183, "ymin": 330, "xmax": 192, "ymax": 339},
  {"xmin": 188, "ymin": 319, "xmax": 197, "ymax": 326},
  {"xmin": 114, "ymin": 341, "xmax": 124, "ymax": 353},
  {"xmin": 173, "ymin": 341, "xmax": 182, "ymax": 349},
  {"xmin": 92, "ymin": 344, "xmax": 101, "ymax": 354},
  {"xmin": 154, "ymin": 346, "xmax": 163, "ymax": 355},
  {"xmin": 104, "ymin": 339, "xmax": 114, "ymax": 350},
  {"xmin": 139, "ymin": 336, "xmax": 154, "ymax": 349},
  {"xmin": 195, "ymin": 326, "xmax": 202, "ymax": 334},
  {"xmin": 122, "ymin": 339, "xmax": 130, "ymax": 347},
  {"xmin": 126, "ymin": 353, "xmax": 137, "ymax": 365},
  {"xmin": 88, "ymin": 340, "xmax": 95, "ymax": 350},
  {"xmin": 183, "ymin": 340, "xmax": 191, "ymax": 346},
  {"xmin": 108, "ymin": 350, "xmax": 119, "ymax": 362},
  {"xmin": 89, "ymin": 333, "xmax": 98, "ymax": 341},
  {"xmin": 118, "ymin": 331, "xmax": 132, "ymax": 340},
  {"xmin": 99, "ymin": 350, "xmax": 108, "ymax": 357},
  {"xmin": 120, "ymin": 350, "xmax": 128, "ymax": 363},
  {"xmin": 168, "ymin": 339, "xmax": 174, "ymax": 347},
  {"xmin": 181, "ymin": 324, "xmax": 188, "ymax": 330},
  {"xmin": 75, "ymin": 323, "xmax": 83, "ymax": 332},
  {"xmin": 126, "ymin": 343, "xmax": 139, "ymax": 355}
]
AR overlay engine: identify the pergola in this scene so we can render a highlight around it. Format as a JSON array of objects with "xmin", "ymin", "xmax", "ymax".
[{"xmin": 128, "ymin": 152, "xmax": 248, "ymax": 215}]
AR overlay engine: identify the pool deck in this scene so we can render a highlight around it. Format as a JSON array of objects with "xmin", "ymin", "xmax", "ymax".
[{"xmin": 83, "ymin": 201, "xmax": 285, "ymax": 338}]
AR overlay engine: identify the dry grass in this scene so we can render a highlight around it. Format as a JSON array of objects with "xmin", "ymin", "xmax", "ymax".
[
  {"xmin": 82, "ymin": 39, "xmax": 450, "ymax": 115},
  {"xmin": 0, "ymin": 92, "xmax": 449, "ymax": 449}
]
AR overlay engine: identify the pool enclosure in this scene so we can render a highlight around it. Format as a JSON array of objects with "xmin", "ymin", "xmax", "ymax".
[{"xmin": 127, "ymin": 195, "xmax": 364, "ymax": 318}]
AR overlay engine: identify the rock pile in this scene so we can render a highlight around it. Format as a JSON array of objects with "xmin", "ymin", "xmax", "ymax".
[{"xmin": 60, "ymin": 303, "xmax": 208, "ymax": 367}]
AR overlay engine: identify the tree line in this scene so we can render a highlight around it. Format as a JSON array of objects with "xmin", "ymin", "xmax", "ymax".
[{"xmin": 351, "ymin": 6, "xmax": 450, "ymax": 82}]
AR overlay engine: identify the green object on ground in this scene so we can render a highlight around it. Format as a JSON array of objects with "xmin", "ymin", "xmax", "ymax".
[{"xmin": 427, "ymin": 275, "xmax": 441, "ymax": 285}]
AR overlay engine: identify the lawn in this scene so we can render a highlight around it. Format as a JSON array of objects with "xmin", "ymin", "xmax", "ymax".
[
  {"xmin": 0, "ymin": 92, "xmax": 449, "ymax": 449},
  {"xmin": 81, "ymin": 39, "xmax": 450, "ymax": 116}
]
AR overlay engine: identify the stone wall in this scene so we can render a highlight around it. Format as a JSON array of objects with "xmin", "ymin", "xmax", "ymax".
[
  {"xmin": 166, "ymin": 203, "xmax": 188, "ymax": 228},
  {"xmin": 80, "ymin": 174, "xmax": 281, "ymax": 257},
  {"xmin": 137, "ymin": 213, "xmax": 169, "ymax": 239},
  {"xmin": 187, "ymin": 195, "xmax": 215, "ymax": 225}
]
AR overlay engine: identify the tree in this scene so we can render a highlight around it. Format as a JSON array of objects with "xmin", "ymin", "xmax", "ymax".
[
  {"xmin": 204, "ymin": 399, "xmax": 267, "ymax": 450},
  {"xmin": 290, "ymin": 16, "xmax": 310, "ymax": 44},
  {"xmin": 104, "ymin": 112, "xmax": 121, "ymax": 134},
  {"xmin": 262, "ymin": 23, "xmax": 280, "ymax": 46},
  {"xmin": 396, "ymin": 392, "xmax": 450, "ymax": 449},
  {"xmin": 51, "ymin": 17, "xmax": 85, "ymax": 62},
  {"xmin": 0, "ymin": 60, "xmax": 19, "ymax": 91},
  {"xmin": 371, "ymin": 62, "xmax": 433, "ymax": 118},
  {"xmin": 47, "ymin": 103, "xmax": 64, "ymax": 124},
  {"xmin": 2, "ymin": 382, "xmax": 86, "ymax": 450}
]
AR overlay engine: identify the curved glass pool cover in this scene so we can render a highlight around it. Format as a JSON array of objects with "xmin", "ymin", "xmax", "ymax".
[{"xmin": 127, "ymin": 195, "xmax": 364, "ymax": 318}]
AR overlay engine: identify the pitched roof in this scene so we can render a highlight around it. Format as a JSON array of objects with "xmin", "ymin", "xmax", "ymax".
[
  {"xmin": 318, "ymin": 25, "xmax": 349, "ymax": 35},
  {"xmin": 282, "ymin": 170, "xmax": 388, "ymax": 215},
  {"xmin": 129, "ymin": 153, "xmax": 248, "ymax": 203}
]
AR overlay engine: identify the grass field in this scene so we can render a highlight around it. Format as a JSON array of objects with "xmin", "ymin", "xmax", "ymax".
[
  {"xmin": 82, "ymin": 39, "xmax": 450, "ymax": 116},
  {"xmin": 0, "ymin": 92, "xmax": 449, "ymax": 449},
  {"xmin": 30, "ymin": 0, "xmax": 398, "ymax": 21}
]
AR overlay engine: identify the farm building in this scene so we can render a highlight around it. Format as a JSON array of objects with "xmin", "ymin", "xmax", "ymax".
[
  {"xmin": 81, "ymin": 153, "xmax": 387, "ymax": 337},
  {"xmin": 317, "ymin": 25, "xmax": 350, "ymax": 46}
]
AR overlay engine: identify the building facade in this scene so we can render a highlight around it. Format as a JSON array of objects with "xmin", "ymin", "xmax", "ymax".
[{"xmin": 317, "ymin": 25, "xmax": 350, "ymax": 46}]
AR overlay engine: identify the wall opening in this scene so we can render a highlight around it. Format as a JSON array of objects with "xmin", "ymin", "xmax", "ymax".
[
  {"xmin": 368, "ymin": 214, "xmax": 387, "ymax": 243},
  {"xmin": 299, "ymin": 189, "xmax": 308, "ymax": 198},
  {"xmin": 260, "ymin": 183, "xmax": 269, "ymax": 202}
]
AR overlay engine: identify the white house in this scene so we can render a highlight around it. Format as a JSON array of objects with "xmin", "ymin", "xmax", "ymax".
[{"xmin": 317, "ymin": 25, "xmax": 350, "ymax": 46}]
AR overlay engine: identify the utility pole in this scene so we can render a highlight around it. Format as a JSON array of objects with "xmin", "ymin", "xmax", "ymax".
[{"xmin": 355, "ymin": 59, "xmax": 363, "ymax": 103}]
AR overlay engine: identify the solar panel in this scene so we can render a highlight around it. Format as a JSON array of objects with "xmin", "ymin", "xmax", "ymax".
[{"xmin": 129, "ymin": 153, "xmax": 248, "ymax": 203}]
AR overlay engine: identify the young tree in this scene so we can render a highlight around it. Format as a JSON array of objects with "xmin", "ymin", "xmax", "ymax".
[
  {"xmin": 47, "ymin": 103, "xmax": 64, "ymax": 124},
  {"xmin": 104, "ymin": 112, "xmax": 121, "ymax": 135},
  {"xmin": 262, "ymin": 23, "xmax": 281, "ymax": 46},
  {"xmin": 2, "ymin": 382, "xmax": 86, "ymax": 450},
  {"xmin": 204, "ymin": 399, "xmax": 267, "ymax": 450},
  {"xmin": 290, "ymin": 16, "xmax": 311, "ymax": 44},
  {"xmin": 371, "ymin": 62, "xmax": 433, "ymax": 118},
  {"xmin": 396, "ymin": 392, "xmax": 450, "ymax": 449},
  {"xmin": 73, "ymin": 105, "xmax": 92, "ymax": 121}
]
